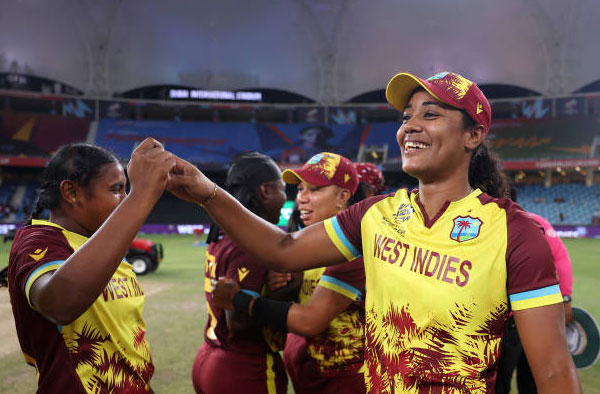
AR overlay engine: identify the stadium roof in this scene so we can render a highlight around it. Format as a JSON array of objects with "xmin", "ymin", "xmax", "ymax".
[{"xmin": 1, "ymin": 0, "xmax": 599, "ymax": 103}]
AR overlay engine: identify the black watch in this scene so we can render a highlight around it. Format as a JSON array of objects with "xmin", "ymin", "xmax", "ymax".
[{"xmin": 562, "ymin": 294, "xmax": 572, "ymax": 303}]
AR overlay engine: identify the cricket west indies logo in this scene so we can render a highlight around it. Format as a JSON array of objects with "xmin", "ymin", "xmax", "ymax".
[{"xmin": 450, "ymin": 216, "xmax": 482, "ymax": 243}]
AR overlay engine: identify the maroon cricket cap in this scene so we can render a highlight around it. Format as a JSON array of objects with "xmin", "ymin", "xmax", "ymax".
[
  {"xmin": 354, "ymin": 162, "xmax": 386, "ymax": 194},
  {"xmin": 282, "ymin": 152, "xmax": 358, "ymax": 194},
  {"xmin": 386, "ymin": 71, "xmax": 492, "ymax": 136}
]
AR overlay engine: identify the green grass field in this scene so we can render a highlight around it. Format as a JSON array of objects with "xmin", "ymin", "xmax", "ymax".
[{"xmin": 0, "ymin": 234, "xmax": 599, "ymax": 393}]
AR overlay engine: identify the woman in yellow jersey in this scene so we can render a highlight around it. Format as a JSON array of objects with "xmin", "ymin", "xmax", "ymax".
[
  {"xmin": 8, "ymin": 138, "xmax": 172, "ymax": 393},
  {"xmin": 166, "ymin": 72, "xmax": 580, "ymax": 393},
  {"xmin": 215, "ymin": 152, "xmax": 368, "ymax": 393}
]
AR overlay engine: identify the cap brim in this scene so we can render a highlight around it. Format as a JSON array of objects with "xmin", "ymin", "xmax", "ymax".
[
  {"xmin": 385, "ymin": 72, "xmax": 444, "ymax": 112},
  {"xmin": 282, "ymin": 168, "xmax": 332, "ymax": 187},
  {"xmin": 282, "ymin": 169, "xmax": 303, "ymax": 184}
]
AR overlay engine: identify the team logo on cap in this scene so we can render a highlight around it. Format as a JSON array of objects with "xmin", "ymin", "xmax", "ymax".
[
  {"xmin": 306, "ymin": 153, "xmax": 340, "ymax": 180},
  {"xmin": 450, "ymin": 216, "xmax": 482, "ymax": 243},
  {"xmin": 428, "ymin": 72, "xmax": 473, "ymax": 101}
]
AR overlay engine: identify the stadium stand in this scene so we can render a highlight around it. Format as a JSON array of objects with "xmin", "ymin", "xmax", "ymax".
[
  {"xmin": 517, "ymin": 183, "xmax": 600, "ymax": 225},
  {"xmin": 2, "ymin": 90, "xmax": 600, "ymax": 229}
]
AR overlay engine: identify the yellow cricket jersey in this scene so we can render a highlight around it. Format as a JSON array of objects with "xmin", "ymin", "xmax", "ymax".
[
  {"xmin": 9, "ymin": 220, "xmax": 153, "ymax": 393},
  {"xmin": 293, "ymin": 258, "xmax": 365, "ymax": 374},
  {"xmin": 324, "ymin": 189, "xmax": 562, "ymax": 393}
]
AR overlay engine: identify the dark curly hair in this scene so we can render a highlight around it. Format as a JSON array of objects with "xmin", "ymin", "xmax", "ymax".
[{"xmin": 461, "ymin": 111, "xmax": 511, "ymax": 199}]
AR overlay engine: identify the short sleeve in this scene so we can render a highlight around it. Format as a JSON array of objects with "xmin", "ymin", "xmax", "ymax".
[
  {"xmin": 8, "ymin": 226, "xmax": 73, "ymax": 308},
  {"xmin": 528, "ymin": 213, "xmax": 573, "ymax": 297},
  {"xmin": 318, "ymin": 257, "xmax": 365, "ymax": 302},
  {"xmin": 224, "ymin": 248, "xmax": 267, "ymax": 298},
  {"xmin": 505, "ymin": 206, "xmax": 563, "ymax": 311},
  {"xmin": 324, "ymin": 194, "xmax": 388, "ymax": 261}
]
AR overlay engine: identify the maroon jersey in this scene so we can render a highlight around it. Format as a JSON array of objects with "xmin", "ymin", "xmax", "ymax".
[
  {"xmin": 203, "ymin": 233, "xmax": 281, "ymax": 354},
  {"xmin": 8, "ymin": 220, "xmax": 153, "ymax": 393}
]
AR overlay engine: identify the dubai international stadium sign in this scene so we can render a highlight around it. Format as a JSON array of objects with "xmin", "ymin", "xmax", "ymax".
[{"xmin": 169, "ymin": 88, "xmax": 262, "ymax": 102}]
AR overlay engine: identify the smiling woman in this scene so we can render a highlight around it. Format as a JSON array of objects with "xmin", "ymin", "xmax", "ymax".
[
  {"xmin": 7, "ymin": 139, "xmax": 173, "ymax": 393},
  {"xmin": 165, "ymin": 71, "xmax": 582, "ymax": 393}
]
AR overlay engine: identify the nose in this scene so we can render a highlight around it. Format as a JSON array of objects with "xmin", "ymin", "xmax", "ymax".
[
  {"xmin": 296, "ymin": 188, "xmax": 309, "ymax": 204},
  {"xmin": 402, "ymin": 115, "xmax": 422, "ymax": 134}
]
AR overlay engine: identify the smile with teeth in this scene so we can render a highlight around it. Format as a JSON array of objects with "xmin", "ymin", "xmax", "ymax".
[{"xmin": 404, "ymin": 140, "xmax": 430, "ymax": 151}]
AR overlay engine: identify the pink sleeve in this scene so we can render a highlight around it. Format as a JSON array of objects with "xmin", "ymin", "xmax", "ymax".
[{"xmin": 528, "ymin": 213, "xmax": 573, "ymax": 297}]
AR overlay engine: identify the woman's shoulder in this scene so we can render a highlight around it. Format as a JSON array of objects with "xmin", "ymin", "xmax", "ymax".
[{"xmin": 12, "ymin": 224, "xmax": 66, "ymax": 250}]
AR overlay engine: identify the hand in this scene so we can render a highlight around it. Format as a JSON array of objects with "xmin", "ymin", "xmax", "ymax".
[
  {"xmin": 127, "ymin": 138, "xmax": 175, "ymax": 203},
  {"xmin": 212, "ymin": 278, "xmax": 241, "ymax": 310},
  {"xmin": 167, "ymin": 155, "xmax": 215, "ymax": 204},
  {"xmin": 564, "ymin": 301, "xmax": 573, "ymax": 324},
  {"xmin": 268, "ymin": 270, "xmax": 292, "ymax": 291}
]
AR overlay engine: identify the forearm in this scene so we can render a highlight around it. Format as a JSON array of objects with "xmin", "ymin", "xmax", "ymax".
[
  {"xmin": 206, "ymin": 189, "xmax": 289, "ymax": 267},
  {"xmin": 286, "ymin": 304, "xmax": 330, "ymax": 337},
  {"xmin": 514, "ymin": 304, "xmax": 581, "ymax": 394},
  {"xmin": 232, "ymin": 291, "xmax": 292, "ymax": 332},
  {"xmin": 36, "ymin": 192, "xmax": 155, "ymax": 324},
  {"xmin": 230, "ymin": 285, "xmax": 349, "ymax": 337},
  {"xmin": 203, "ymin": 187, "xmax": 343, "ymax": 271},
  {"xmin": 535, "ymin": 368, "xmax": 581, "ymax": 394}
]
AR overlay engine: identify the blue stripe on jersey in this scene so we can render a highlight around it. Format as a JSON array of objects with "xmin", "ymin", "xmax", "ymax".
[
  {"xmin": 241, "ymin": 289, "xmax": 261, "ymax": 298},
  {"xmin": 25, "ymin": 260, "xmax": 64, "ymax": 291},
  {"xmin": 320, "ymin": 275, "xmax": 363, "ymax": 301},
  {"xmin": 509, "ymin": 284, "xmax": 561, "ymax": 302},
  {"xmin": 330, "ymin": 217, "xmax": 361, "ymax": 258}
]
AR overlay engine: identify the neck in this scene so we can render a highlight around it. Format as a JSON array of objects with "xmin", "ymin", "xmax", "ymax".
[
  {"xmin": 417, "ymin": 176, "xmax": 473, "ymax": 220},
  {"xmin": 49, "ymin": 210, "xmax": 93, "ymax": 238}
]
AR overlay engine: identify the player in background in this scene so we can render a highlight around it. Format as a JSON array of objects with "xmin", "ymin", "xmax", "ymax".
[
  {"xmin": 166, "ymin": 71, "xmax": 580, "ymax": 393},
  {"xmin": 191, "ymin": 152, "xmax": 289, "ymax": 394},
  {"xmin": 223, "ymin": 152, "xmax": 368, "ymax": 393},
  {"xmin": 495, "ymin": 184, "xmax": 574, "ymax": 394},
  {"xmin": 354, "ymin": 162, "xmax": 386, "ymax": 198},
  {"xmin": 8, "ymin": 138, "xmax": 173, "ymax": 393}
]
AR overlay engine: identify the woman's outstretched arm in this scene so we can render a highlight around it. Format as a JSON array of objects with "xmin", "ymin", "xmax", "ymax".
[{"xmin": 167, "ymin": 156, "xmax": 347, "ymax": 272}]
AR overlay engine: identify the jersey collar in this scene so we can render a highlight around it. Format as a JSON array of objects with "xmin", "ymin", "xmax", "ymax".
[{"xmin": 410, "ymin": 188, "xmax": 483, "ymax": 228}]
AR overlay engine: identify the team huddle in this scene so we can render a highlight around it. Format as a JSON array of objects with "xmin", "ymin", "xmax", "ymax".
[{"xmin": 7, "ymin": 72, "xmax": 581, "ymax": 393}]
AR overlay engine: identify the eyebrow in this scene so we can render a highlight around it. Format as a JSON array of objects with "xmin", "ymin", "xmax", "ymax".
[{"xmin": 404, "ymin": 100, "xmax": 448, "ymax": 111}]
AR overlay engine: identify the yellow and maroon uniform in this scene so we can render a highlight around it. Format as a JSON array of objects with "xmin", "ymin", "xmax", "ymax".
[
  {"xmin": 8, "ymin": 220, "xmax": 153, "ymax": 393},
  {"xmin": 324, "ymin": 189, "xmax": 562, "ymax": 394},
  {"xmin": 284, "ymin": 257, "xmax": 366, "ymax": 393},
  {"xmin": 193, "ymin": 233, "xmax": 287, "ymax": 394}
]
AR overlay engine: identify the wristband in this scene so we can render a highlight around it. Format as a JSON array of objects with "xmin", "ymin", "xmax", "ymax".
[
  {"xmin": 231, "ymin": 291, "xmax": 292, "ymax": 332},
  {"xmin": 563, "ymin": 294, "xmax": 572, "ymax": 303},
  {"xmin": 232, "ymin": 291, "xmax": 254, "ymax": 316},
  {"xmin": 251, "ymin": 297, "xmax": 292, "ymax": 333}
]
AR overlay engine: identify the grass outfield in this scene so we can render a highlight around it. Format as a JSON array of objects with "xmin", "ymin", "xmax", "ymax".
[{"xmin": 0, "ymin": 234, "xmax": 598, "ymax": 393}]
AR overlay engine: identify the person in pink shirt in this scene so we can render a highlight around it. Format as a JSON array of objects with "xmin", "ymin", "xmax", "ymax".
[{"xmin": 495, "ymin": 187, "xmax": 574, "ymax": 394}]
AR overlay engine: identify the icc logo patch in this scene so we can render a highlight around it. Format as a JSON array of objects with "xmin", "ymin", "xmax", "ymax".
[
  {"xmin": 393, "ymin": 203, "xmax": 414, "ymax": 224},
  {"xmin": 450, "ymin": 216, "xmax": 482, "ymax": 243}
]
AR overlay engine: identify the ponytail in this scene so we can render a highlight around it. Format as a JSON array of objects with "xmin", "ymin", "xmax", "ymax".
[
  {"xmin": 468, "ymin": 141, "xmax": 511, "ymax": 199},
  {"xmin": 25, "ymin": 198, "xmax": 46, "ymax": 225}
]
